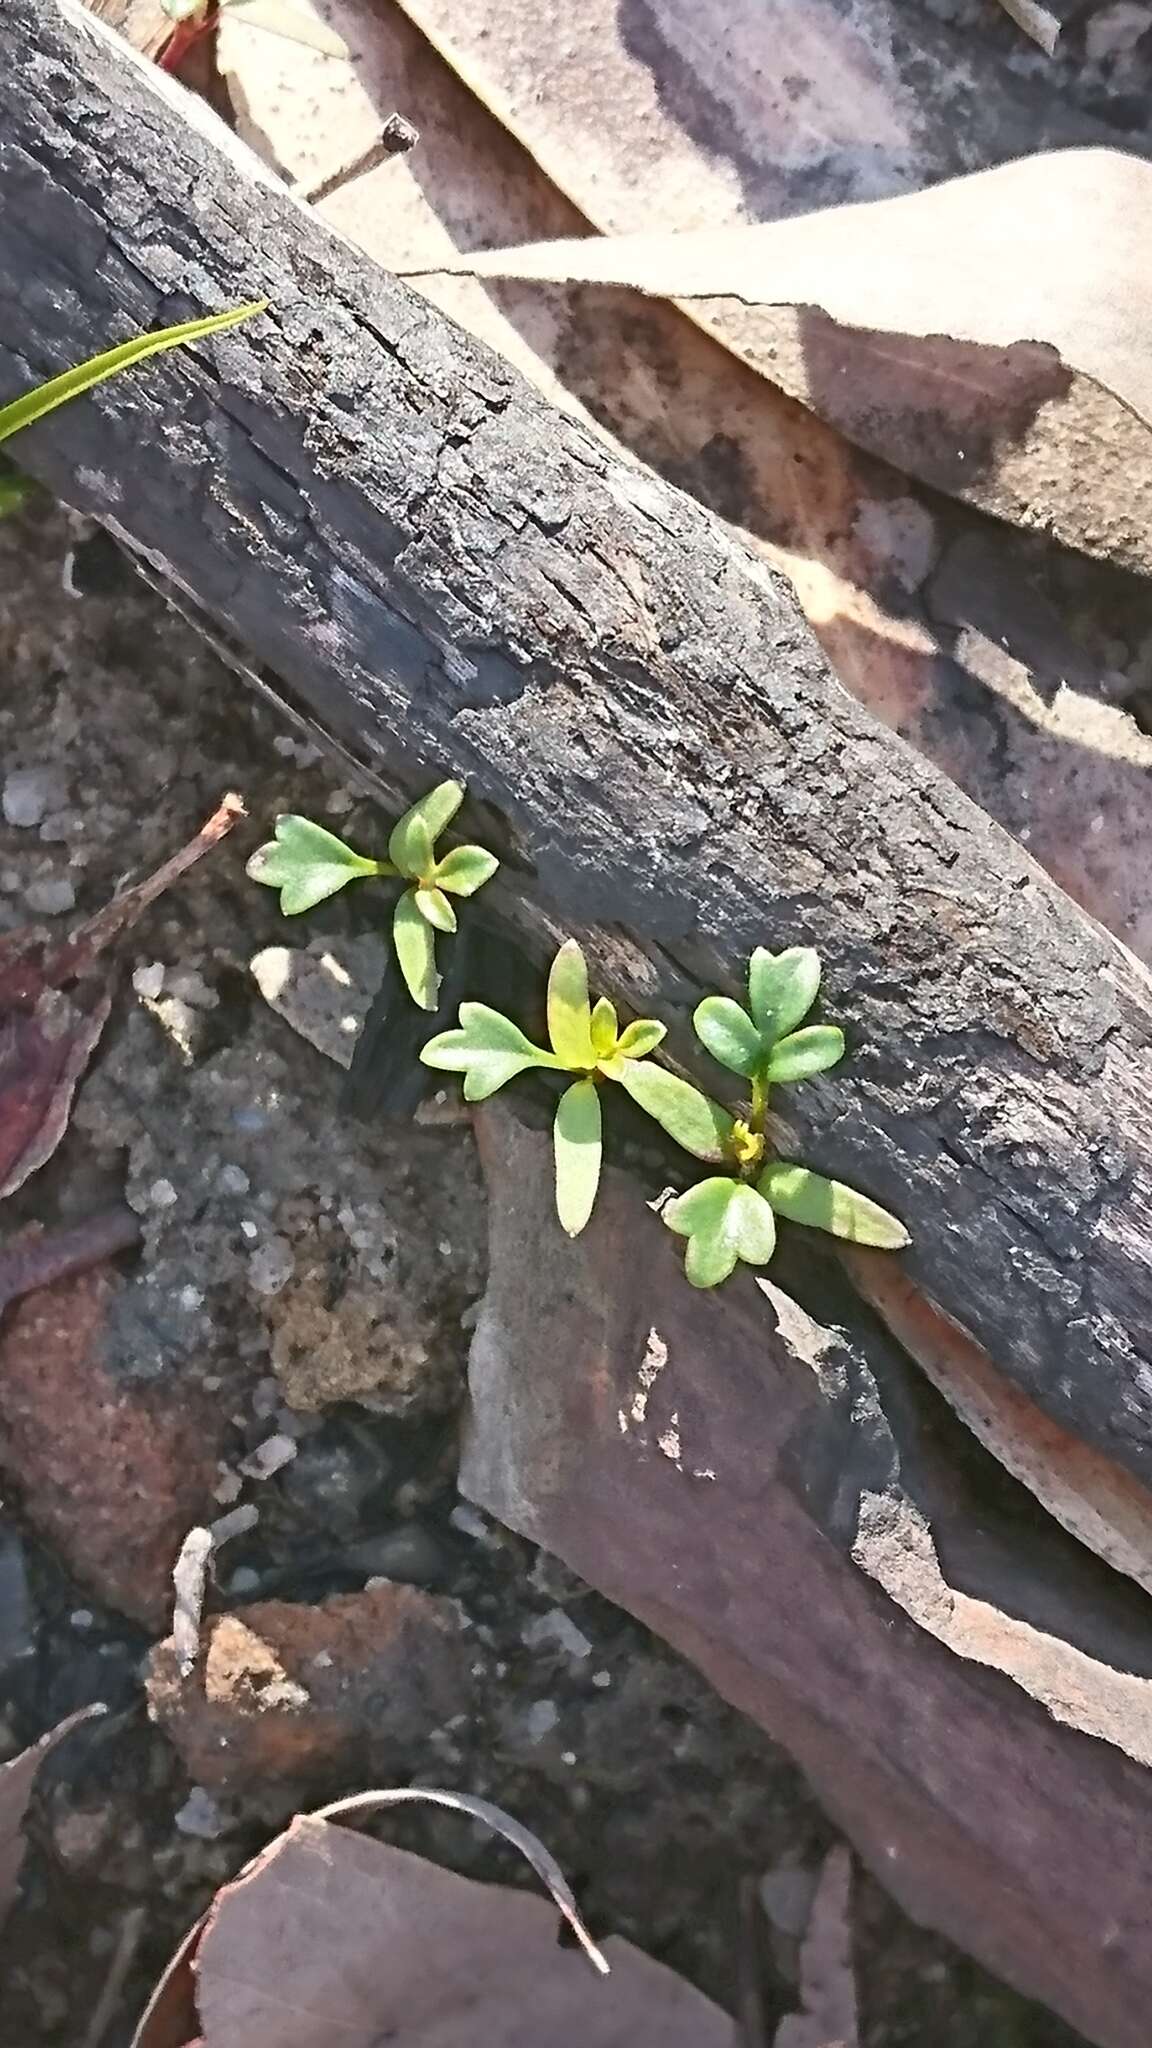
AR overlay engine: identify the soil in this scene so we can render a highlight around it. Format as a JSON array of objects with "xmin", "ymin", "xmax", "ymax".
[{"xmin": 0, "ymin": 499, "xmax": 1089, "ymax": 2046}]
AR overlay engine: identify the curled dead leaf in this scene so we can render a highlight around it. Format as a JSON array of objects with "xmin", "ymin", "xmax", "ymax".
[
  {"xmin": 0, "ymin": 1705, "xmax": 106, "ymax": 1930},
  {"xmin": 133, "ymin": 1785, "xmax": 729, "ymax": 2046}
]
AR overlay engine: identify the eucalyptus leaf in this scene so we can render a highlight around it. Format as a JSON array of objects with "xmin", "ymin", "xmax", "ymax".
[
  {"xmin": 0, "ymin": 303, "xmax": 266, "ymax": 447},
  {"xmin": 246, "ymin": 815, "xmax": 380, "ymax": 915},
  {"xmin": 590, "ymin": 998, "xmax": 619, "ymax": 1058},
  {"xmin": 554, "ymin": 1079, "xmax": 603, "ymax": 1236},
  {"xmin": 613, "ymin": 1060, "xmax": 734, "ymax": 1163},
  {"xmin": 420, "ymin": 1002, "xmax": 558, "ymax": 1101},
  {"xmin": 393, "ymin": 889, "xmax": 440, "ymax": 1010},
  {"xmin": 547, "ymin": 940, "xmax": 597, "ymax": 1069},
  {"xmin": 758, "ymin": 1162, "xmax": 909, "ymax": 1248},
  {"xmin": 693, "ymin": 995, "xmax": 763, "ymax": 1077},
  {"xmin": 433, "ymin": 844, "xmax": 499, "ymax": 897},
  {"xmin": 388, "ymin": 781, "xmax": 463, "ymax": 877},
  {"xmin": 747, "ymin": 947, "xmax": 821, "ymax": 1043},
  {"xmin": 415, "ymin": 886, "xmax": 457, "ymax": 934},
  {"xmin": 765, "ymin": 1025, "xmax": 845, "ymax": 1083},
  {"xmin": 613, "ymin": 1017, "xmax": 666, "ymax": 1059}
]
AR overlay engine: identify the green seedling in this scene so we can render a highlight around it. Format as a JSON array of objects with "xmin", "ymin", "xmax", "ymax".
[
  {"xmin": 247, "ymin": 781, "xmax": 499, "ymax": 1010},
  {"xmin": 0, "ymin": 303, "xmax": 266, "ymax": 451},
  {"xmin": 421, "ymin": 938, "xmax": 732, "ymax": 1237},
  {"xmin": 663, "ymin": 945, "xmax": 909, "ymax": 1287}
]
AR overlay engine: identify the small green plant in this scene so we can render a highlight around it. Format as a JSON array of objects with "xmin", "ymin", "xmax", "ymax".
[
  {"xmin": 423, "ymin": 936, "xmax": 908, "ymax": 1284},
  {"xmin": 421, "ymin": 938, "xmax": 731, "ymax": 1235},
  {"xmin": 248, "ymin": 782, "xmax": 499, "ymax": 1010},
  {"xmin": 0, "ymin": 302, "xmax": 266, "ymax": 519}
]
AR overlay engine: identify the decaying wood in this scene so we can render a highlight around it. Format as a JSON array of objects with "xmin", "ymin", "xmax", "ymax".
[{"xmin": 1, "ymin": 1, "xmax": 1151, "ymax": 1511}]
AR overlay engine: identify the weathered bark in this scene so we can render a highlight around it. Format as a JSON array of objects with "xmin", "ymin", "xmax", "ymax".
[{"xmin": 2, "ymin": 5, "xmax": 1151, "ymax": 1502}]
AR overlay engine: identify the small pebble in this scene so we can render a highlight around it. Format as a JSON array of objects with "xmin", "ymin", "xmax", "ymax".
[
  {"xmin": 591, "ymin": 1670, "xmax": 612, "ymax": 1689},
  {"xmin": 343, "ymin": 1523, "xmax": 453, "ymax": 1588},
  {"xmin": 523, "ymin": 1699, "xmax": 559, "ymax": 1744},
  {"xmin": 174, "ymin": 1787, "xmax": 230, "ymax": 1840},
  {"xmin": 217, "ymin": 1163, "xmax": 250, "ymax": 1195},
  {"xmin": 227, "ymin": 1566, "xmax": 262, "ymax": 1597},
  {"xmin": 521, "ymin": 1609, "xmax": 593, "ymax": 1661},
  {"xmin": 70, "ymin": 1609, "xmax": 95, "ymax": 1631},
  {"xmin": 149, "ymin": 1178, "xmax": 179, "ymax": 1209},
  {"xmin": 449, "ymin": 1502, "xmax": 490, "ymax": 1542},
  {"xmin": 3, "ymin": 767, "xmax": 61, "ymax": 828},
  {"xmin": 248, "ymin": 1237, "xmax": 294, "ymax": 1296},
  {"xmin": 24, "ymin": 875, "xmax": 76, "ymax": 915},
  {"xmin": 132, "ymin": 961, "xmax": 166, "ymax": 1000},
  {"xmin": 209, "ymin": 1502, "xmax": 259, "ymax": 1545},
  {"xmin": 179, "ymin": 1285, "xmax": 204, "ymax": 1312},
  {"xmin": 239, "ymin": 1433, "xmax": 297, "ymax": 1480}
]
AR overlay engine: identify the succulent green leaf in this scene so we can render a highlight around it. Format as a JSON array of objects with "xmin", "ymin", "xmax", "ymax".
[
  {"xmin": 747, "ymin": 947, "xmax": 821, "ymax": 1043},
  {"xmin": 547, "ymin": 940, "xmax": 597, "ymax": 1069},
  {"xmin": 420, "ymin": 1002, "xmax": 558, "ymax": 1101},
  {"xmin": 388, "ymin": 781, "xmax": 464, "ymax": 876},
  {"xmin": 613, "ymin": 1060, "xmax": 734, "ymax": 1163},
  {"xmin": 433, "ymin": 844, "xmax": 499, "ymax": 897},
  {"xmin": 757, "ymin": 1162, "xmax": 910, "ymax": 1249},
  {"xmin": 765, "ymin": 1025, "xmax": 845, "ymax": 1083},
  {"xmin": 0, "ymin": 303, "xmax": 266, "ymax": 447},
  {"xmin": 414, "ymin": 886, "xmax": 457, "ymax": 934},
  {"xmin": 693, "ymin": 996, "xmax": 763, "ymax": 1077},
  {"xmin": 590, "ymin": 998, "xmax": 619, "ymax": 1058},
  {"xmin": 664, "ymin": 1177, "xmax": 776, "ymax": 1288},
  {"xmin": 393, "ymin": 889, "xmax": 440, "ymax": 1010},
  {"xmin": 613, "ymin": 1017, "xmax": 666, "ymax": 1060},
  {"xmin": 554, "ymin": 1079, "xmax": 603, "ymax": 1237},
  {"xmin": 246, "ymin": 815, "xmax": 379, "ymax": 914}
]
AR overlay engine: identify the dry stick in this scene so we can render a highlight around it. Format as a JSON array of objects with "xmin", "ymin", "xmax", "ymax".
[
  {"xmin": 45, "ymin": 793, "xmax": 246, "ymax": 983},
  {"xmin": 80, "ymin": 1905, "xmax": 147, "ymax": 2048}
]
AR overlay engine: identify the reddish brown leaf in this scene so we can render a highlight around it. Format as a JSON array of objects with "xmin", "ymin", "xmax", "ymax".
[
  {"xmin": 0, "ymin": 794, "xmax": 243, "ymax": 1202},
  {"xmin": 0, "ymin": 1706, "xmax": 105, "ymax": 1930}
]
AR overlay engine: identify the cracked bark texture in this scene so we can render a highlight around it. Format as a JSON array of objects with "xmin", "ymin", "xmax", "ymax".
[{"xmin": 2, "ymin": 1, "xmax": 1151, "ymax": 1493}]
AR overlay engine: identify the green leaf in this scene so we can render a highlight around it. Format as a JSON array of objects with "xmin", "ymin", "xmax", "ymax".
[
  {"xmin": 547, "ymin": 940, "xmax": 596, "ymax": 1069},
  {"xmin": 663, "ymin": 1178, "xmax": 776, "ymax": 1288},
  {"xmin": 433, "ymin": 844, "xmax": 499, "ymax": 897},
  {"xmin": 393, "ymin": 889, "xmax": 439, "ymax": 1010},
  {"xmin": 765, "ymin": 1025, "xmax": 845, "ymax": 1083},
  {"xmin": 246, "ymin": 814, "xmax": 379, "ymax": 914},
  {"xmin": 414, "ymin": 886, "xmax": 457, "ymax": 934},
  {"xmin": 553, "ymin": 1079, "xmax": 603, "ymax": 1236},
  {"xmin": 748, "ymin": 947, "xmax": 821, "ymax": 1042},
  {"xmin": 613, "ymin": 1017, "xmax": 665, "ymax": 1060},
  {"xmin": 420, "ymin": 1001, "xmax": 558, "ymax": 1101},
  {"xmin": 612, "ymin": 1060, "xmax": 734, "ymax": 1163},
  {"xmin": 388, "ymin": 781, "xmax": 464, "ymax": 876},
  {"xmin": 693, "ymin": 996, "xmax": 763, "ymax": 1077},
  {"xmin": 0, "ymin": 467, "xmax": 31, "ymax": 518},
  {"xmin": 590, "ymin": 998, "xmax": 619, "ymax": 1058},
  {"xmin": 0, "ymin": 303, "xmax": 266, "ymax": 447},
  {"xmin": 757, "ymin": 1162, "xmax": 910, "ymax": 1249}
]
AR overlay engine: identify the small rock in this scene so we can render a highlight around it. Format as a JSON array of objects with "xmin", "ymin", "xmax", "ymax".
[
  {"xmin": 209, "ymin": 1502, "xmax": 259, "ymax": 1546},
  {"xmin": 174, "ymin": 1786, "xmax": 231, "ymax": 1839},
  {"xmin": 3, "ymin": 767, "xmax": 64, "ymax": 828},
  {"xmin": 250, "ymin": 935, "xmax": 387, "ymax": 1071},
  {"xmin": 280, "ymin": 1433, "xmax": 389, "ymax": 1534},
  {"xmin": 132, "ymin": 962, "xmax": 166, "ymax": 1001},
  {"xmin": 0, "ymin": 1264, "xmax": 221, "ymax": 1625},
  {"xmin": 248, "ymin": 1238, "xmax": 295, "ymax": 1298},
  {"xmin": 521, "ymin": 1608, "xmax": 594, "ymax": 1661},
  {"xmin": 343, "ymin": 1523, "xmax": 454, "ymax": 1589},
  {"xmin": 166, "ymin": 967, "xmax": 218, "ymax": 1010},
  {"xmin": 149, "ymin": 1178, "xmax": 179, "ymax": 1210},
  {"xmin": 24, "ymin": 875, "xmax": 76, "ymax": 916},
  {"xmin": 449, "ymin": 1502, "xmax": 491, "ymax": 1542},
  {"xmin": 147, "ymin": 1582, "xmax": 471, "ymax": 1789},
  {"xmin": 226, "ymin": 1566, "xmax": 262, "ymax": 1597},
  {"xmin": 52, "ymin": 1805, "xmax": 113, "ymax": 1871},
  {"xmin": 522, "ymin": 1699, "xmax": 560, "ymax": 1744},
  {"xmin": 239, "ymin": 1433, "xmax": 297, "ymax": 1480}
]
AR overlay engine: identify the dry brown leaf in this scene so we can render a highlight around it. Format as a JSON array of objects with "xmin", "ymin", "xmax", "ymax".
[
  {"xmin": 0, "ymin": 1706, "xmax": 105, "ymax": 1929},
  {"xmin": 0, "ymin": 793, "xmax": 243, "ymax": 1201},
  {"xmin": 406, "ymin": 147, "xmax": 1152, "ymax": 578},
  {"xmin": 134, "ymin": 1787, "xmax": 728, "ymax": 2046}
]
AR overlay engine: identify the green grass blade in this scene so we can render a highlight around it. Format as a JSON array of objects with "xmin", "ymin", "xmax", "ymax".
[{"xmin": 0, "ymin": 302, "xmax": 266, "ymax": 447}]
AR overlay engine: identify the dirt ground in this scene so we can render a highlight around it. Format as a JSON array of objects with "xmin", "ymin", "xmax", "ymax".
[{"xmin": 0, "ymin": 500, "xmax": 1085, "ymax": 2045}]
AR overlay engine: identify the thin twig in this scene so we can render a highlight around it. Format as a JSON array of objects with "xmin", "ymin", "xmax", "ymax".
[{"xmin": 81, "ymin": 1904, "xmax": 147, "ymax": 2048}]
